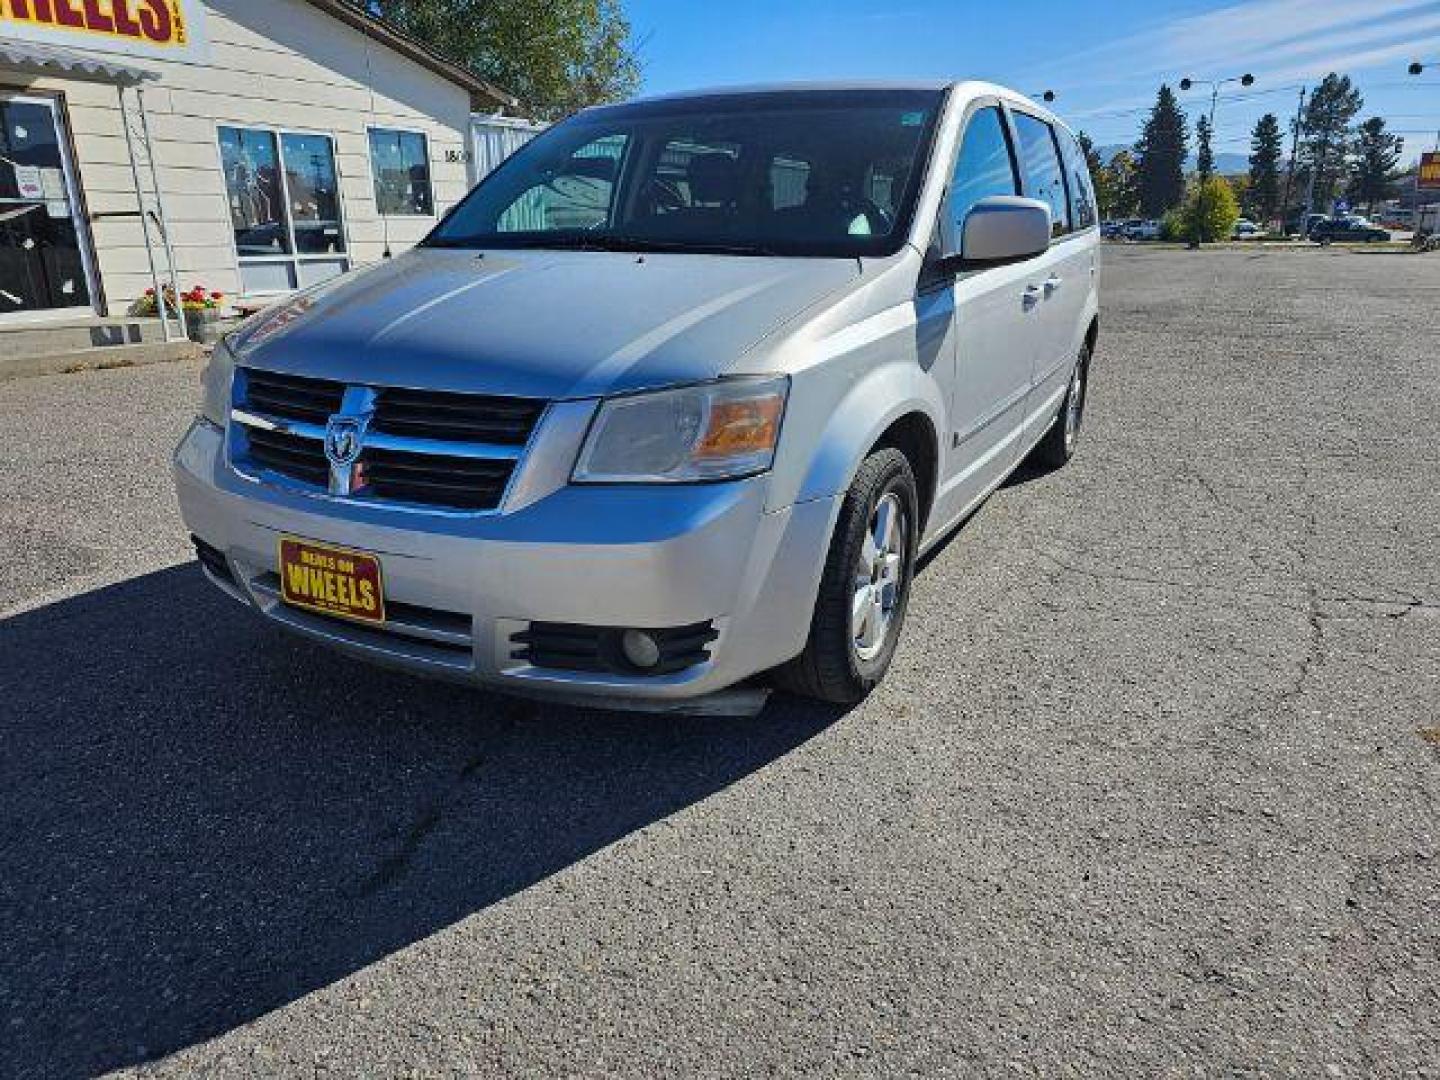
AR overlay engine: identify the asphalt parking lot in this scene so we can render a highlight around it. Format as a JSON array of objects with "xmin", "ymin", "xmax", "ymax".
[{"xmin": 2, "ymin": 245, "xmax": 1438, "ymax": 1077}]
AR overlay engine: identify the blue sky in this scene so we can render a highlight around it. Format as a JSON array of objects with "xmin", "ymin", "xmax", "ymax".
[{"xmin": 626, "ymin": 0, "xmax": 1440, "ymax": 164}]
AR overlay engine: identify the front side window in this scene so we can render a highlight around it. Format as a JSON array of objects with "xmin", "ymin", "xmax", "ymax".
[
  {"xmin": 219, "ymin": 125, "xmax": 348, "ymax": 293},
  {"xmin": 949, "ymin": 106, "xmax": 1018, "ymax": 236},
  {"xmin": 1011, "ymin": 112, "xmax": 1071, "ymax": 237},
  {"xmin": 427, "ymin": 89, "xmax": 945, "ymax": 258},
  {"xmin": 368, "ymin": 128, "xmax": 433, "ymax": 216}
]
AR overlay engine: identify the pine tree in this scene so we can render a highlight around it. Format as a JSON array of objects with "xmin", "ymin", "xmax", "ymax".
[
  {"xmin": 1196, "ymin": 115, "xmax": 1215, "ymax": 180},
  {"xmin": 1347, "ymin": 117, "xmax": 1403, "ymax": 213},
  {"xmin": 1299, "ymin": 73, "xmax": 1363, "ymax": 209},
  {"xmin": 1134, "ymin": 85, "xmax": 1189, "ymax": 217},
  {"xmin": 1246, "ymin": 113, "xmax": 1283, "ymax": 224}
]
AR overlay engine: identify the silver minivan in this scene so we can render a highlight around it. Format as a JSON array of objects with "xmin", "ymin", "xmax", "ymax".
[{"xmin": 175, "ymin": 81, "xmax": 1100, "ymax": 712}]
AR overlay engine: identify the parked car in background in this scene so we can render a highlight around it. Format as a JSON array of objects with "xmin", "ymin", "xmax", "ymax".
[
  {"xmin": 1123, "ymin": 219, "xmax": 1161, "ymax": 240},
  {"xmin": 173, "ymin": 81, "xmax": 1102, "ymax": 711},
  {"xmin": 1101, "ymin": 220, "xmax": 1125, "ymax": 239},
  {"xmin": 1232, "ymin": 219, "xmax": 1261, "ymax": 238},
  {"xmin": 1309, "ymin": 216, "xmax": 1391, "ymax": 244}
]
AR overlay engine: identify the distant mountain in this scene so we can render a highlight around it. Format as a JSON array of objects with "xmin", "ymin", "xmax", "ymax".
[{"xmin": 1095, "ymin": 144, "xmax": 1251, "ymax": 175}]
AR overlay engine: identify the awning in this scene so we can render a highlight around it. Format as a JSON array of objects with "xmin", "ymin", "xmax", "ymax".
[{"xmin": 0, "ymin": 39, "xmax": 156, "ymax": 86}]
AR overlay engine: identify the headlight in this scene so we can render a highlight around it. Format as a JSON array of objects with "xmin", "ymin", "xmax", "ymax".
[
  {"xmin": 573, "ymin": 376, "xmax": 789, "ymax": 483},
  {"xmin": 200, "ymin": 337, "xmax": 235, "ymax": 428}
]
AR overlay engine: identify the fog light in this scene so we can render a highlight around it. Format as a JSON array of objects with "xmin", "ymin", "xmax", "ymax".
[{"xmin": 621, "ymin": 629, "xmax": 661, "ymax": 670}]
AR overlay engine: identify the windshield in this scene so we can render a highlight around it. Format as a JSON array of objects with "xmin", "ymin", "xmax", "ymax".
[{"xmin": 427, "ymin": 88, "xmax": 945, "ymax": 258}]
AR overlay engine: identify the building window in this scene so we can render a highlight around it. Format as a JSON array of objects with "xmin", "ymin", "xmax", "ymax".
[
  {"xmin": 218, "ymin": 125, "xmax": 349, "ymax": 294},
  {"xmin": 368, "ymin": 128, "xmax": 433, "ymax": 216}
]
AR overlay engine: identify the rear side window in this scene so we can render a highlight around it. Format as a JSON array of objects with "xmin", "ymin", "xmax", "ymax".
[
  {"xmin": 948, "ymin": 106, "xmax": 1018, "ymax": 234},
  {"xmin": 1056, "ymin": 129, "xmax": 1097, "ymax": 231},
  {"xmin": 1011, "ymin": 112, "xmax": 1071, "ymax": 237}
]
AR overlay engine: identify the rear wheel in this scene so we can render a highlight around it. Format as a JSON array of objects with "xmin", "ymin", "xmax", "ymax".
[
  {"xmin": 773, "ymin": 447, "xmax": 917, "ymax": 705},
  {"xmin": 1029, "ymin": 342, "xmax": 1090, "ymax": 469}
]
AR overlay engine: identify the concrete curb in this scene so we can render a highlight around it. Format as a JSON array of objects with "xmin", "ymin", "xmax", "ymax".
[{"xmin": 0, "ymin": 339, "xmax": 206, "ymax": 382}]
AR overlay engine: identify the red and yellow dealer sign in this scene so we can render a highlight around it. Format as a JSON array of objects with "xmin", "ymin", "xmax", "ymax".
[
  {"xmin": 1420, "ymin": 152, "xmax": 1440, "ymax": 191},
  {"xmin": 1, "ymin": 0, "xmax": 208, "ymax": 61}
]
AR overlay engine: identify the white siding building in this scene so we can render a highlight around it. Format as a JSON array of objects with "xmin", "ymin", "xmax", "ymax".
[{"xmin": 0, "ymin": 0, "xmax": 515, "ymax": 327}]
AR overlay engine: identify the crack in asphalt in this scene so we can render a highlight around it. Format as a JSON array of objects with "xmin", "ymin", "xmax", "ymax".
[{"xmin": 354, "ymin": 704, "xmax": 528, "ymax": 898}]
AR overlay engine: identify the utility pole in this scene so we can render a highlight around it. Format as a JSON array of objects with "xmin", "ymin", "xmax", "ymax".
[{"xmin": 1280, "ymin": 85, "xmax": 1307, "ymax": 235}]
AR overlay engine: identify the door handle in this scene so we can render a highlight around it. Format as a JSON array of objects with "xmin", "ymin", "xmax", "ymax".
[
  {"xmin": 1022, "ymin": 284, "xmax": 1043, "ymax": 308},
  {"xmin": 1043, "ymin": 275, "xmax": 1063, "ymax": 294}
]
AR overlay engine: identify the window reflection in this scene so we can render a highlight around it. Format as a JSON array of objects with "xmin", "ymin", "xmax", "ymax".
[
  {"xmin": 1012, "ymin": 113, "xmax": 1072, "ymax": 237},
  {"xmin": 950, "ymin": 107, "xmax": 1019, "ymax": 229},
  {"xmin": 368, "ymin": 129, "xmax": 433, "ymax": 216},
  {"xmin": 281, "ymin": 132, "xmax": 345, "ymax": 254},
  {"xmin": 219, "ymin": 127, "xmax": 292, "ymax": 256}
]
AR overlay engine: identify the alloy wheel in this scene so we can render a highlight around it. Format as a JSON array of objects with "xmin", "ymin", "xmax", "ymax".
[{"xmin": 852, "ymin": 491, "xmax": 908, "ymax": 662}]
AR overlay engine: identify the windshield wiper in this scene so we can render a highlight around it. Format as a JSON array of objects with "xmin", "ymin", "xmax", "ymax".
[{"xmin": 599, "ymin": 235, "xmax": 783, "ymax": 257}]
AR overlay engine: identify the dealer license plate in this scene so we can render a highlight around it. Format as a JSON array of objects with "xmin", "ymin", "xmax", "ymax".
[{"xmin": 278, "ymin": 536, "xmax": 386, "ymax": 625}]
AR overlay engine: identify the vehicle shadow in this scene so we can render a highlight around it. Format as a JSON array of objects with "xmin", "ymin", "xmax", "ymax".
[{"xmin": 0, "ymin": 567, "xmax": 842, "ymax": 1077}]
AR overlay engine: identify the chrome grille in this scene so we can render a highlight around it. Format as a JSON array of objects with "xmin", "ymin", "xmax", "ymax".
[
  {"xmin": 365, "ymin": 446, "xmax": 516, "ymax": 510},
  {"xmin": 244, "ymin": 426, "xmax": 330, "ymax": 486},
  {"xmin": 232, "ymin": 367, "xmax": 544, "ymax": 513},
  {"xmin": 243, "ymin": 368, "xmax": 344, "ymax": 424},
  {"xmin": 372, "ymin": 387, "xmax": 545, "ymax": 445}
]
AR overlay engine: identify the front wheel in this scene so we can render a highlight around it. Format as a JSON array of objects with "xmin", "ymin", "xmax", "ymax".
[
  {"xmin": 773, "ymin": 447, "xmax": 918, "ymax": 705},
  {"xmin": 1029, "ymin": 342, "xmax": 1090, "ymax": 469}
]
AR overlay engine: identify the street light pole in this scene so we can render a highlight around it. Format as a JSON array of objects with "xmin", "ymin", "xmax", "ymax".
[
  {"xmin": 1408, "ymin": 62, "xmax": 1438, "ymax": 239},
  {"xmin": 1179, "ymin": 73, "xmax": 1255, "ymax": 248}
]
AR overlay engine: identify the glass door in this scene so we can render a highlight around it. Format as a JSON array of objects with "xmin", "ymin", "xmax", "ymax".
[{"xmin": 0, "ymin": 94, "xmax": 95, "ymax": 320}]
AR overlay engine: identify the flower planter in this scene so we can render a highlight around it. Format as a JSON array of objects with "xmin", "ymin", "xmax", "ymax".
[{"xmin": 184, "ymin": 306, "xmax": 222, "ymax": 344}]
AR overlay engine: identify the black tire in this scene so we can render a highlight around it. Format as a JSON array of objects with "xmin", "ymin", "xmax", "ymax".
[
  {"xmin": 773, "ymin": 447, "xmax": 918, "ymax": 705},
  {"xmin": 1029, "ymin": 342, "xmax": 1090, "ymax": 470}
]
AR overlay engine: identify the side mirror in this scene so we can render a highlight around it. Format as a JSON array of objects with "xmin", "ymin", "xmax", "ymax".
[{"xmin": 948, "ymin": 196, "xmax": 1052, "ymax": 269}]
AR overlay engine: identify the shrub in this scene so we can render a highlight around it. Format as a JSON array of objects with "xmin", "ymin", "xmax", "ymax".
[
  {"xmin": 1159, "ymin": 208, "xmax": 1187, "ymax": 241},
  {"xmin": 1177, "ymin": 176, "xmax": 1241, "ymax": 243}
]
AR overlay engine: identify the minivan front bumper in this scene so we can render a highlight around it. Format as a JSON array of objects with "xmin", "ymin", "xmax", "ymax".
[{"xmin": 173, "ymin": 418, "xmax": 835, "ymax": 710}]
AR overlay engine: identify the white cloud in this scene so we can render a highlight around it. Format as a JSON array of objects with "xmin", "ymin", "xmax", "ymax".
[
  {"xmin": 1053, "ymin": 0, "xmax": 1440, "ymax": 120},
  {"xmin": 1070, "ymin": 0, "xmax": 1436, "ymax": 76}
]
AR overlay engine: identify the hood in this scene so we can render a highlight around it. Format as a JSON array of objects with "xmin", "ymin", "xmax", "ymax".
[{"xmin": 234, "ymin": 248, "xmax": 861, "ymax": 400}]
